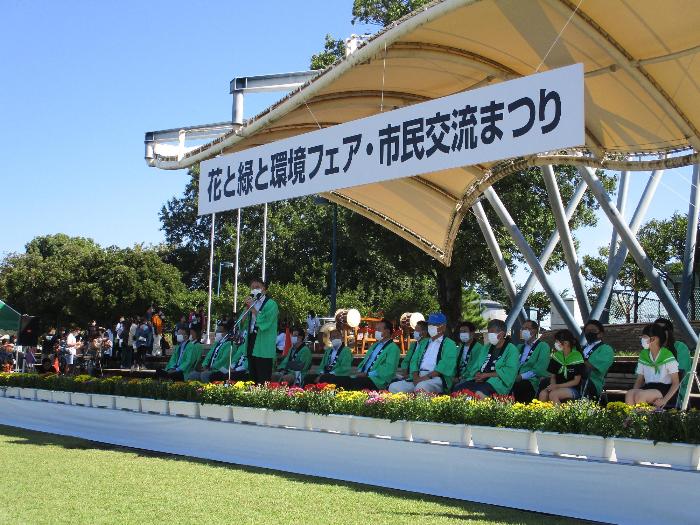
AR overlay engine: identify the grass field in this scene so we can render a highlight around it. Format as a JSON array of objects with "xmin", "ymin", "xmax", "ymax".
[{"xmin": 0, "ymin": 425, "xmax": 589, "ymax": 525}]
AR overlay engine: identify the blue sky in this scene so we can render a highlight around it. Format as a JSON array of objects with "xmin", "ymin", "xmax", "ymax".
[{"xmin": 1, "ymin": 0, "xmax": 695, "ymax": 295}]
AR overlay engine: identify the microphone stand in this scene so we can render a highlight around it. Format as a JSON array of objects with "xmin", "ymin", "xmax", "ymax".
[{"xmin": 227, "ymin": 297, "xmax": 260, "ymax": 383}]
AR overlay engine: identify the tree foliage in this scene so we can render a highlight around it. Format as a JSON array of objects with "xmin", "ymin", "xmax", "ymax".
[
  {"xmin": 310, "ymin": 34, "xmax": 346, "ymax": 70},
  {"xmin": 351, "ymin": 0, "xmax": 433, "ymax": 26}
]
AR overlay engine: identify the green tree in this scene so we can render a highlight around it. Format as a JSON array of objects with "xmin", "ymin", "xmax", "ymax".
[
  {"xmin": 310, "ymin": 34, "xmax": 345, "ymax": 70},
  {"xmin": 351, "ymin": 0, "xmax": 432, "ymax": 26}
]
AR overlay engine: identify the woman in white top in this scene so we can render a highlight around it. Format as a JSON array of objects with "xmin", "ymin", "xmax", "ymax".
[{"xmin": 625, "ymin": 323, "xmax": 680, "ymax": 407}]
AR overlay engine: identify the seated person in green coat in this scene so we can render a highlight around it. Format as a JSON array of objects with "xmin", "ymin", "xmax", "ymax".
[
  {"xmin": 512, "ymin": 320, "xmax": 551, "ymax": 402},
  {"xmin": 389, "ymin": 312, "xmax": 457, "ymax": 393},
  {"xmin": 452, "ymin": 319, "xmax": 519, "ymax": 398},
  {"xmin": 580, "ymin": 320, "xmax": 615, "ymax": 399},
  {"xmin": 654, "ymin": 317, "xmax": 691, "ymax": 406},
  {"xmin": 626, "ymin": 323, "xmax": 680, "ymax": 408},
  {"xmin": 272, "ymin": 326, "xmax": 313, "ymax": 385},
  {"xmin": 156, "ymin": 323, "xmax": 203, "ymax": 381},
  {"xmin": 333, "ymin": 319, "xmax": 400, "ymax": 391},
  {"xmin": 539, "ymin": 329, "xmax": 585, "ymax": 404},
  {"xmin": 314, "ymin": 327, "xmax": 353, "ymax": 383},
  {"xmin": 453, "ymin": 321, "xmax": 485, "ymax": 386},
  {"xmin": 186, "ymin": 320, "xmax": 235, "ymax": 383},
  {"xmin": 394, "ymin": 320, "xmax": 428, "ymax": 381}
]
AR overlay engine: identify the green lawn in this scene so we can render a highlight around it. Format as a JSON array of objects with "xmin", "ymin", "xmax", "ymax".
[{"xmin": 0, "ymin": 425, "xmax": 589, "ymax": 525}]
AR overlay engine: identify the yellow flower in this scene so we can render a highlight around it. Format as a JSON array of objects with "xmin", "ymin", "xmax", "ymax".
[{"xmin": 431, "ymin": 395, "xmax": 451, "ymax": 404}]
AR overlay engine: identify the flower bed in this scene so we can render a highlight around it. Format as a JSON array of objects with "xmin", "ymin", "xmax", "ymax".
[{"xmin": 2, "ymin": 373, "xmax": 700, "ymax": 446}]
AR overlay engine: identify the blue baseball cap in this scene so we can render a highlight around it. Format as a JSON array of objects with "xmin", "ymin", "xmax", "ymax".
[{"xmin": 428, "ymin": 312, "xmax": 447, "ymax": 325}]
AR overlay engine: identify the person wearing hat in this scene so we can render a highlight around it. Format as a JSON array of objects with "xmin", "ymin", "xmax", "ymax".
[
  {"xmin": 314, "ymin": 327, "xmax": 354, "ymax": 383},
  {"xmin": 511, "ymin": 320, "xmax": 551, "ymax": 402},
  {"xmin": 452, "ymin": 318, "xmax": 520, "ymax": 398},
  {"xmin": 157, "ymin": 323, "xmax": 202, "ymax": 380},
  {"xmin": 389, "ymin": 313, "xmax": 457, "ymax": 393},
  {"xmin": 186, "ymin": 319, "xmax": 234, "ymax": 382},
  {"xmin": 332, "ymin": 319, "xmax": 400, "ymax": 391}
]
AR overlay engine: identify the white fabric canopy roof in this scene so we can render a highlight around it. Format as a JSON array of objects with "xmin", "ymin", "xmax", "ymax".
[{"xmin": 152, "ymin": 0, "xmax": 700, "ymax": 264}]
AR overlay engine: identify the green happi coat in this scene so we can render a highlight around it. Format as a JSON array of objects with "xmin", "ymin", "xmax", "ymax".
[
  {"xmin": 237, "ymin": 297, "xmax": 279, "ymax": 359},
  {"xmin": 166, "ymin": 340, "xmax": 203, "ymax": 375},
  {"xmin": 318, "ymin": 345, "xmax": 353, "ymax": 376},
  {"xmin": 637, "ymin": 347, "xmax": 677, "ymax": 376},
  {"xmin": 277, "ymin": 344, "xmax": 313, "ymax": 374},
  {"xmin": 584, "ymin": 342, "xmax": 615, "ymax": 396},
  {"xmin": 408, "ymin": 336, "xmax": 458, "ymax": 390},
  {"xmin": 458, "ymin": 342, "xmax": 488, "ymax": 382},
  {"xmin": 229, "ymin": 344, "xmax": 248, "ymax": 371},
  {"xmin": 517, "ymin": 340, "xmax": 551, "ymax": 391},
  {"xmin": 400, "ymin": 339, "xmax": 427, "ymax": 371},
  {"xmin": 202, "ymin": 340, "xmax": 233, "ymax": 371},
  {"xmin": 474, "ymin": 342, "xmax": 520, "ymax": 395},
  {"xmin": 675, "ymin": 341, "xmax": 692, "ymax": 404},
  {"xmin": 356, "ymin": 340, "xmax": 400, "ymax": 389}
]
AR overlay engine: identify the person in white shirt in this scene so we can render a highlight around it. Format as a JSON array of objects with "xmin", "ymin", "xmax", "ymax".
[
  {"xmin": 65, "ymin": 328, "xmax": 78, "ymax": 373},
  {"xmin": 626, "ymin": 323, "xmax": 680, "ymax": 407},
  {"xmin": 388, "ymin": 312, "xmax": 458, "ymax": 394}
]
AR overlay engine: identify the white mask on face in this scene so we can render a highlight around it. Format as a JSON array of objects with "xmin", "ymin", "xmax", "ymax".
[
  {"xmin": 641, "ymin": 337, "xmax": 650, "ymax": 350},
  {"xmin": 427, "ymin": 325, "xmax": 439, "ymax": 338},
  {"xmin": 189, "ymin": 335, "xmax": 194, "ymax": 341},
  {"xmin": 291, "ymin": 336, "xmax": 298, "ymax": 345},
  {"xmin": 487, "ymin": 332, "xmax": 499, "ymax": 345},
  {"xmin": 251, "ymin": 288, "xmax": 263, "ymax": 298},
  {"xmin": 176, "ymin": 334, "xmax": 184, "ymax": 343},
  {"xmin": 214, "ymin": 333, "xmax": 223, "ymax": 342},
  {"xmin": 554, "ymin": 341, "xmax": 563, "ymax": 351},
  {"xmin": 374, "ymin": 330, "xmax": 384, "ymax": 341},
  {"xmin": 521, "ymin": 329, "xmax": 531, "ymax": 341},
  {"xmin": 413, "ymin": 330, "xmax": 421, "ymax": 340},
  {"xmin": 459, "ymin": 332, "xmax": 470, "ymax": 343},
  {"xmin": 331, "ymin": 338, "xmax": 342, "ymax": 349}
]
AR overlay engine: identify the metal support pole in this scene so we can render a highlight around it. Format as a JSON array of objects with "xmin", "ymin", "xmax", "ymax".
[
  {"xmin": 541, "ymin": 165, "xmax": 591, "ymax": 318},
  {"xmin": 205, "ymin": 213, "xmax": 216, "ymax": 345},
  {"xmin": 262, "ymin": 203, "xmax": 268, "ymax": 282},
  {"xmin": 505, "ymin": 181, "xmax": 587, "ymax": 330},
  {"xmin": 472, "ymin": 201, "xmax": 526, "ymax": 321},
  {"xmin": 680, "ymin": 163, "xmax": 700, "ymax": 315},
  {"xmin": 233, "ymin": 208, "xmax": 241, "ymax": 312},
  {"xmin": 578, "ymin": 166, "xmax": 698, "ymax": 344},
  {"xmin": 608, "ymin": 171, "xmax": 630, "ymax": 262},
  {"xmin": 483, "ymin": 187, "xmax": 582, "ymax": 337},
  {"xmin": 233, "ymin": 91, "xmax": 244, "ymax": 125},
  {"xmin": 589, "ymin": 169, "xmax": 663, "ymax": 321},
  {"xmin": 329, "ymin": 203, "xmax": 338, "ymax": 316},
  {"xmin": 217, "ymin": 262, "xmax": 223, "ymax": 297}
]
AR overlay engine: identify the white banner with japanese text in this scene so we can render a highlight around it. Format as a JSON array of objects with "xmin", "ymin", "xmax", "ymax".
[{"xmin": 198, "ymin": 64, "xmax": 584, "ymax": 215}]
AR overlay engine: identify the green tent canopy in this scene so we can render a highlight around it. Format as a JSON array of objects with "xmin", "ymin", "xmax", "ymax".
[{"xmin": 0, "ymin": 299, "xmax": 21, "ymax": 332}]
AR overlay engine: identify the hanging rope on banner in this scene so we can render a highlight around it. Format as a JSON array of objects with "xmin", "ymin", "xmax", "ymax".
[
  {"xmin": 535, "ymin": 0, "xmax": 585, "ymax": 72},
  {"xmin": 304, "ymin": 100, "xmax": 323, "ymax": 130},
  {"xmin": 380, "ymin": 42, "xmax": 387, "ymax": 112}
]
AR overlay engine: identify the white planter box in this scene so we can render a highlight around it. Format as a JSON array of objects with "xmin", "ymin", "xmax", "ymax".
[
  {"xmin": 471, "ymin": 426, "xmax": 537, "ymax": 453},
  {"xmin": 535, "ymin": 431, "xmax": 614, "ymax": 461},
  {"xmin": 51, "ymin": 391, "xmax": 72, "ymax": 404},
  {"xmin": 71, "ymin": 392, "xmax": 92, "ymax": 407},
  {"xmin": 306, "ymin": 413, "xmax": 354, "ymax": 434},
  {"xmin": 5, "ymin": 387, "xmax": 20, "ymax": 398},
  {"xmin": 232, "ymin": 406, "xmax": 268, "ymax": 425},
  {"xmin": 168, "ymin": 401, "xmax": 200, "ymax": 418},
  {"xmin": 91, "ymin": 394, "xmax": 116, "ymax": 409},
  {"xmin": 115, "ymin": 396, "xmax": 141, "ymax": 412},
  {"xmin": 614, "ymin": 438, "xmax": 700, "ymax": 470},
  {"xmin": 199, "ymin": 403, "xmax": 233, "ymax": 422},
  {"xmin": 411, "ymin": 421, "xmax": 470, "ymax": 446},
  {"xmin": 351, "ymin": 416, "xmax": 411, "ymax": 440},
  {"xmin": 36, "ymin": 389, "xmax": 53, "ymax": 402},
  {"xmin": 266, "ymin": 409, "xmax": 307, "ymax": 429},
  {"xmin": 20, "ymin": 388, "xmax": 37, "ymax": 400},
  {"xmin": 140, "ymin": 398, "xmax": 169, "ymax": 415}
]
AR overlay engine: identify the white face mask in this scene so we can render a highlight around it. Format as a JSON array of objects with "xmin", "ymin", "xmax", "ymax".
[
  {"xmin": 487, "ymin": 332, "xmax": 499, "ymax": 345},
  {"xmin": 427, "ymin": 325, "xmax": 439, "ymax": 338},
  {"xmin": 188, "ymin": 335, "xmax": 194, "ymax": 341},
  {"xmin": 413, "ymin": 330, "xmax": 421, "ymax": 340},
  {"xmin": 291, "ymin": 336, "xmax": 298, "ymax": 345},
  {"xmin": 374, "ymin": 330, "xmax": 384, "ymax": 341},
  {"xmin": 521, "ymin": 329, "xmax": 531, "ymax": 341},
  {"xmin": 641, "ymin": 337, "xmax": 650, "ymax": 350},
  {"xmin": 459, "ymin": 332, "xmax": 470, "ymax": 343},
  {"xmin": 176, "ymin": 334, "xmax": 184, "ymax": 343},
  {"xmin": 250, "ymin": 288, "xmax": 263, "ymax": 298},
  {"xmin": 554, "ymin": 341, "xmax": 563, "ymax": 351},
  {"xmin": 215, "ymin": 333, "xmax": 223, "ymax": 342},
  {"xmin": 331, "ymin": 338, "xmax": 342, "ymax": 349}
]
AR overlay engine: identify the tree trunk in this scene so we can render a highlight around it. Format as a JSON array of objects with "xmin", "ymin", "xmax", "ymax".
[
  {"xmin": 434, "ymin": 262, "xmax": 462, "ymax": 334},
  {"xmin": 633, "ymin": 288, "xmax": 639, "ymax": 323}
]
